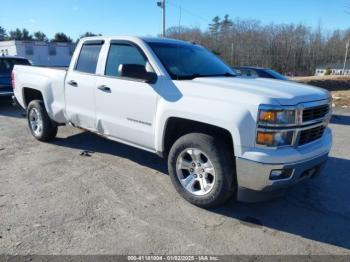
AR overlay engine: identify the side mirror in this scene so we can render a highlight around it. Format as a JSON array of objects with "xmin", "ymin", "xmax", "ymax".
[{"xmin": 118, "ymin": 64, "xmax": 157, "ymax": 84}]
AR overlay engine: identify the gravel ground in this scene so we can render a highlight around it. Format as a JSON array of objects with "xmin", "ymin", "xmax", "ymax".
[
  {"xmin": 291, "ymin": 76, "xmax": 350, "ymax": 107},
  {"xmin": 0, "ymin": 99, "xmax": 350, "ymax": 255}
]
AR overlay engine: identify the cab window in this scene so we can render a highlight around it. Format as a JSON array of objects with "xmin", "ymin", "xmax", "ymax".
[
  {"xmin": 75, "ymin": 42, "xmax": 103, "ymax": 74},
  {"xmin": 105, "ymin": 43, "xmax": 146, "ymax": 77}
]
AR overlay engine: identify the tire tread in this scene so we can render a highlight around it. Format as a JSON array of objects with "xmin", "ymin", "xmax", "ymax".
[
  {"xmin": 168, "ymin": 133, "xmax": 236, "ymax": 208},
  {"xmin": 27, "ymin": 100, "xmax": 57, "ymax": 142}
]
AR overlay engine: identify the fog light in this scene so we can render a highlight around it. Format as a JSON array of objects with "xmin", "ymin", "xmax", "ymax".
[
  {"xmin": 270, "ymin": 169, "xmax": 294, "ymax": 180},
  {"xmin": 256, "ymin": 131, "xmax": 294, "ymax": 147}
]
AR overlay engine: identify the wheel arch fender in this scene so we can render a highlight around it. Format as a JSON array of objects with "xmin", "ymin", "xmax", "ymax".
[{"xmin": 154, "ymin": 105, "xmax": 256, "ymax": 158}]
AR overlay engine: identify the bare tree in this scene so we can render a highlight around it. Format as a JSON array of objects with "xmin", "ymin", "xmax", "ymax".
[{"xmin": 167, "ymin": 17, "xmax": 350, "ymax": 76}]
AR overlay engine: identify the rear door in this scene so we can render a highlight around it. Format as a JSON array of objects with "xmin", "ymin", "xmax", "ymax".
[
  {"xmin": 94, "ymin": 41, "xmax": 158, "ymax": 149},
  {"xmin": 65, "ymin": 40, "xmax": 103, "ymax": 131}
]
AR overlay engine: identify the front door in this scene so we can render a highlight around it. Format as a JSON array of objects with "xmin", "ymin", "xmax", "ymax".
[{"xmin": 95, "ymin": 42, "xmax": 158, "ymax": 149}]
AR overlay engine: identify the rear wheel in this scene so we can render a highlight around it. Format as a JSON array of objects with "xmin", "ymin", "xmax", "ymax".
[
  {"xmin": 27, "ymin": 100, "xmax": 57, "ymax": 141},
  {"xmin": 168, "ymin": 133, "xmax": 236, "ymax": 208}
]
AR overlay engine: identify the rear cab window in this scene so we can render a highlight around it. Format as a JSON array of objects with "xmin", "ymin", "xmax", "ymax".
[{"xmin": 75, "ymin": 41, "xmax": 103, "ymax": 74}]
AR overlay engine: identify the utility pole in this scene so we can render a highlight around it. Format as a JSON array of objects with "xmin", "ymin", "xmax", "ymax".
[
  {"xmin": 231, "ymin": 42, "xmax": 234, "ymax": 66},
  {"xmin": 343, "ymin": 39, "xmax": 349, "ymax": 75},
  {"xmin": 157, "ymin": 0, "xmax": 166, "ymax": 37}
]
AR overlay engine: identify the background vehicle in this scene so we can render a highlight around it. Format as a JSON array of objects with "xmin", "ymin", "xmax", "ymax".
[
  {"xmin": 234, "ymin": 66, "xmax": 289, "ymax": 80},
  {"xmin": 0, "ymin": 56, "xmax": 31, "ymax": 97},
  {"xmin": 12, "ymin": 36, "xmax": 332, "ymax": 208}
]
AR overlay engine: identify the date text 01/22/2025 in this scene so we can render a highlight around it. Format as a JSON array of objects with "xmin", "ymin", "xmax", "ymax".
[{"xmin": 127, "ymin": 255, "xmax": 219, "ymax": 261}]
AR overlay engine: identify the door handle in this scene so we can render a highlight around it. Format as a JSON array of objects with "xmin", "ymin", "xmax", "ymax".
[
  {"xmin": 67, "ymin": 80, "xmax": 78, "ymax": 87},
  {"xmin": 97, "ymin": 85, "xmax": 111, "ymax": 92}
]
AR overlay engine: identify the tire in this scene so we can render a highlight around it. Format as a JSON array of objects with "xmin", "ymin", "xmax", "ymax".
[
  {"xmin": 27, "ymin": 100, "xmax": 57, "ymax": 142},
  {"xmin": 168, "ymin": 133, "xmax": 237, "ymax": 208}
]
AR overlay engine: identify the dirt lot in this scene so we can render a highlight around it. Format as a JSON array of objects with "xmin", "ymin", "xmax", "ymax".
[
  {"xmin": 292, "ymin": 75, "xmax": 350, "ymax": 108},
  {"xmin": 0, "ymin": 99, "xmax": 350, "ymax": 255}
]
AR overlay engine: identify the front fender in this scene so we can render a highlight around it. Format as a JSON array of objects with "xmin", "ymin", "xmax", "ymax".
[{"xmin": 154, "ymin": 96, "xmax": 258, "ymax": 157}]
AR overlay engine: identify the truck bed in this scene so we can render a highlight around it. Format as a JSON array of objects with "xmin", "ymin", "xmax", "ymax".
[
  {"xmin": 31, "ymin": 65, "xmax": 68, "ymax": 70},
  {"xmin": 13, "ymin": 65, "xmax": 68, "ymax": 123}
]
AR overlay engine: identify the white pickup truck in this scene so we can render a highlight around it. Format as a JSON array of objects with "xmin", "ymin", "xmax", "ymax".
[{"xmin": 12, "ymin": 36, "xmax": 332, "ymax": 207}]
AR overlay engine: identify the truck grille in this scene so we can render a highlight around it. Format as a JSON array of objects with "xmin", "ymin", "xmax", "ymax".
[
  {"xmin": 302, "ymin": 104, "xmax": 329, "ymax": 123},
  {"xmin": 298, "ymin": 125, "xmax": 326, "ymax": 146}
]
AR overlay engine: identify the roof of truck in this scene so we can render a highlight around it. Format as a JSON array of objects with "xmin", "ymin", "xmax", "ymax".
[
  {"xmin": 79, "ymin": 36, "xmax": 194, "ymax": 46},
  {"xmin": 141, "ymin": 37, "xmax": 194, "ymax": 44}
]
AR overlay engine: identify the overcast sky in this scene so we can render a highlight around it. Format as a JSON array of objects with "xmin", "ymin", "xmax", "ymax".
[{"xmin": 0, "ymin": 0, "xmax": 349, "ymax": 39}]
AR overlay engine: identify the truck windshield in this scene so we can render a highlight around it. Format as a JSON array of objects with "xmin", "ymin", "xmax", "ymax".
[
  {"xmin": 147, "ymin": 42, "xmax": 237, "ymax": 80},
  {"xmin": 265, "ymin": 69, "xmax": 289, "ymax": 80}
]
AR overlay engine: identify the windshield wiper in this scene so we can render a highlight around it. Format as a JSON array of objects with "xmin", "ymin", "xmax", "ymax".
[
  {"xmin": 211, "ymin": 72, "xmax": 237, "ymax": 77},
  {"xmin": 175, "ymin": 72, "xmax": 237, "ymax": 80},
  {"xmin": 175, "ymin": 73, "xmax": 201, "ymax": 80}
]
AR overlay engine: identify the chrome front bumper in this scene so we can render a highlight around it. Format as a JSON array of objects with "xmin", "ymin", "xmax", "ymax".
[{"xmin": 236, "ymin": 152, "xmax": 329, "ymax": 192}]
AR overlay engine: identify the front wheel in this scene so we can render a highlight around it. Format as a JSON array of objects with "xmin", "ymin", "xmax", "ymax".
[
  {"xmin": 168, "ymin": 133, "xmax": 236, "ymax": 208},
  {"xmin": 27, "ymin": 100, "xmax": 57, "ymax": 141}
]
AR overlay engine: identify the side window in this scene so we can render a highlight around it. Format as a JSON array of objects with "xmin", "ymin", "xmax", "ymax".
[
  {"xmin": 25, "ymin": 43, "xmax": 34, "ymax": 55},
  {"xmin": 75, "ymin": 43, "xmax": 102, "ymax": 74},
  {"xmin": 240, "ymin": 69, "xmax": 258, "ymax": 77},
  {"xmin": 48, "ymin": 43, "xmax": 56, "ymax": 56},
  {"xmin": 105, "ymin": 43, "xmax": 146, "ymax": 77}
]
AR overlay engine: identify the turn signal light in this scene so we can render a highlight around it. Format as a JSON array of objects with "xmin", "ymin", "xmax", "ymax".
[
  {"xmin": 256, "ymin": 132, "xmax": 274, "ymax": 145},
  {"xmin": 259, "ymin": 111, "xmax": 276, "ymax": 122},
  {"xmin": 256, "ymin": 130, "xmax": 294, "ymax": 147}
]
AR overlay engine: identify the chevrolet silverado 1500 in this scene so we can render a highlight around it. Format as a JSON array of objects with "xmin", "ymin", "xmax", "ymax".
[{"xmin": 12, "ymin": 36, "xmax": 332, "ymax": 207}]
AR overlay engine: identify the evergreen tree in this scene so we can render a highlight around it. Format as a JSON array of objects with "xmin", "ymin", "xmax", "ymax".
[
  {"xmin": 8, "ymin": 28, "xmax": 33, "ymax": 40},
  {"xmin": 33, "ymin": 31, "xmax": 48, "ymax": 42},
  {"xmin": 22, "ymin": 29, "xmax": 33, "ymax": 40},
  {"xmin": 9, "ymin": 28, "xmax": 23, "ymax": 40},
  {"xmin": 52, "ymin": 32, "xmax": 73, "ymax": 43},
  {"xmin": 221, "ymin": 15, "xmax": 233, "ymax": 35},
  {"xmin": 209, "ymin": 16, "xmax": 221, "ymax": 38},
  {"xmin": 0, "ymin": 26, "xmax": 7, "ymax": 41}
]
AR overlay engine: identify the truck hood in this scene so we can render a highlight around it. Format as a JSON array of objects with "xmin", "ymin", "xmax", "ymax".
[{"xmin": 173, "ymin": 77, "xmax": 330, "ymax": 106}]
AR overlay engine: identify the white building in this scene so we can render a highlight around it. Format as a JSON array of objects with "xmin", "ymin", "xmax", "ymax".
[
  {"xmin": 315, "ymin": 65, "xmax": 350, "ymax": 76},
  {"xmin": 0, "ymin": 40, "xmax": 75, "ymax": 67}
]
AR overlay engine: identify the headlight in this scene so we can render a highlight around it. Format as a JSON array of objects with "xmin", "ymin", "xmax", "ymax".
[
  {"xmin": 256, "ymin": 130, "xmax": 294, "ymax": 147},
  {"xmin": 258, "ymin": 109, "xmax": 295, "ymax": 125}
]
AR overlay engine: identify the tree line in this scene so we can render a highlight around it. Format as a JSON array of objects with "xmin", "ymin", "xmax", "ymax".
[
  {"xmin": 0, "ymin": 27, "xmax": 100, "ymax": 43},
  {"xmin": 1, "ymin": 16, "xmax": 349, "ymax": 76},
  {"xmin": 166, "ymin": 15, "xmax": 350, "ymax": 76}
]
